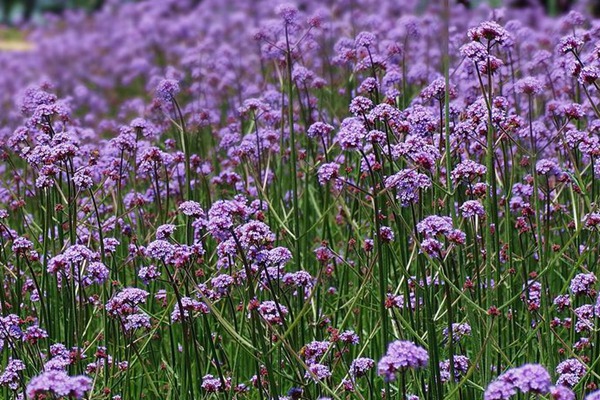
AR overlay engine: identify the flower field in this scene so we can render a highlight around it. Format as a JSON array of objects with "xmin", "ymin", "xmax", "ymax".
[{"xmin": 2, "ymin": 0, "xmax": 600, "ymax": 399}]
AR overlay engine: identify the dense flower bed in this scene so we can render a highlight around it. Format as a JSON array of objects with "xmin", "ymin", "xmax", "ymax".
[{"xmin": 2, "ymin": 0, "xmax": 600, "ymax": 399}]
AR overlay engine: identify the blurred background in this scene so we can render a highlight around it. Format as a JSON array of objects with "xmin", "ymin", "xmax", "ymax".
[{"xmin": 0, "ymin": 0, "xmax": 595, "ymax": 24}]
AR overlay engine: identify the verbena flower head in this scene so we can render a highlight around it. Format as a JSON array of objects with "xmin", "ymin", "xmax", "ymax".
[
  {"xmin": 0, "ymin": 358, "xmax": 26, "ymax": 390},
  {"xmin": 385, "ymin": 169, "xmax": 432, "ymax": 207},
  {"xmin": 155, "ymin": 79, "xmax": 180, "ymax": 102},
  {"xmin": 336, "ymin": 117, "xmax": 367, "ymax": 150},
  {"xmin": 350, "ymin": 357, "xmax": 375, "ymax": 378},
  {"xmin": 439, "ymin": 355, "xmax": 469, "ymax": 382},
  {"xmin": 587, "ymin": 390, "xmax": 600, "ymax": 400},
  {"xmin": 484, "ymin": 364, "xmax": 551, "ymax": 400},
  {"xmin": 467, "ymin": 21, "xmax": 513, "ymax": 47},
  {"xmin": 570, "ymin": 273, "xmax": 596, "ymax": 296},
  {"xmin": 550, "ymin": 385, "xmax": 575, "ymax": 400},
  {"xmin": 515, "ymin": 77, "xmax": 544, "ymax": 96},
  {"xmin": 317, "ymin": 163, "xmax": 340, "ymax": 185},
  {"xmin": 26, "ymin": 370, "xmax": 92, "ymax": 399},
  {"xmin": 377, "ymin": 340, "xmax": 428, "ymax": 381},
  {"xmin": 556, "ymin": 359, "xmax": 586, "ymax": 387}
]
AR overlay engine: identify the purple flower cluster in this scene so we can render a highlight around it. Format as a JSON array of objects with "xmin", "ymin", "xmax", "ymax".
[
  {"xmin": 377, "ymin": 340, "xmax": 428, "ymax": 381},
  {"xmin": 26, "ymin": 370, "xmax": 92, "ymax": 399},
  {"xmin": 484, "ymin": 364, "xmax": 552, "ymax": 400}
]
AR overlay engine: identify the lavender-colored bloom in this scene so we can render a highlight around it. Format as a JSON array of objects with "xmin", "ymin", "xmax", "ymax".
[
  {"xmin": 559, "ymin": 35, "xmax": 583, "ymax": 54},
  {"xmin": 276, "ymin": 3, "xmax": 299, "ymax": 25},
  {"xmin": 123, "ymin": 313, "xmax": 151, "ymax": 332},
  {"xmin": 171, "ymin": 297, "xmax": 209, "ymax": 322},
  {"xmin": 73, "ymin": 168, "xmax": 94, "ymax": 189},
  {"xmin": 26, "ymin": 370, "xmax": 92, "ymax": 399},
  {"xmin": 179, "ymin": 201, "xmax": 205, "ymax": 218},
  {"xmin": 350, "ymin": 357, "xmax": 375, "ymax": 378},
  {"xmin": 355, "ymin": 31, "xmax": 376, "ymax": 48},
  {"xmin": 201, "ymin": 374, "xmax": 230, "ymax": 392},
  {"xmin": 579, "ymin": 66, "xmax": 600, "ymax": 85},
  {"xmin": 138, "ymin": 264, "xmax": 161, "ymax": 284},
  {"xmin": 307, "ymin": 122, "xmax": 334, "ymax": 139},
  {"xmin": 377, "ymin": 340, "xmax": 428, "ymax": 381},
  {"xmin": 439, "ymin": 355, "xmax": 469, "ymax": 382},
  {"xmin": 570, "ymin": 273, "xmax": 596, "ymax": 296},
  {"xmin": 105, "ymin": 288, "xmax": 149, "ymax": 317},
  {"xmin": 385, "ymin": 169, "xmax": 431, "ymax": 207},
  {"xmin": 467, "ymin": 21, "xmax": 513, "ymax": 46},
  {"xmin": 348, "ymin": 96, "xmax": 373, "ymax": 116},
  {"xmin": 305, "ymin": 363, "xmax": 332, "ymax": 382},
  {"xmin": 460, "ymin": 200, "xmax": 485, "ymax": 218},
  {"xmin": 304, "ymin": 340, "xmax": 331, "ymax": 364},
  {"xmin": 514, "ymin": 77, "xmax": 543, "ymax": 96},
  {"xmin": 317, "ymin": 163, "xmax": 340, "ymax": 185},
  {"xmin": 156, "ymin": 224, "xmax": 176, "ymax": 240},
  {"xmin": 442, "ymin": 323, "xmax": 472, "ymax": 343},
  {"xmin": 83, "ymin": 262, "xmax": 109, "ymax": 286},
  {"xmin": 336, "ymin": 117, "xmax": 367, "ymax": 150},
  {"xmin": 484, "ymin": 379, "xmax": 517, "ymax": 400},
  {"xmin": 417, "ymin": 216, "xmax": 453, "ymax": 238},
  {"xmin": 257, "ymin": 300, "xmax": 288, "ymax": 325},
  {"xmin": 451, "ymin": 160, "xmax": 487, "ymax": 184},
  {"xmin": 484, "ymin": 364, "xmax": 551, "ymax": 400},
  {"xmin": 556, "ymin": 359, "xmax": 586, "ymax": 387},
  {"xmin": 0, "ymin": 358, "xmax": 26, "ymax": 390},
  {"xmin": 155, "ymin": 79, "xmax": 180, "ymax": 102},
  {"xmin": 460, "ymin": 41, "xmax": 488, "ymax": 62},
  {"xmin": 421, "ymin": 77, "xmax": 456, "ymax": 101},
  {"xmin": 550, "ymin": 385, "xmax": 575, "ymax": 400},
  {"xmin": 587, "ymin": 390, "xmax": 600, "ymax": 400}
]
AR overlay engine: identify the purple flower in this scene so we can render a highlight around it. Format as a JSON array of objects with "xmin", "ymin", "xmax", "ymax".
[
  {"xmin": 550, "ymin": 385, "xmax": 575, "ymax": 400},
  {"xmin": 467, "ymin": 21, "xmax": 512, "ymax": 46},
  {"xmin": 579, "ymin": 66, "xmax": 600, "ymax": 85},
  {"xmin": 556, "ymin": 359, "xmax": 586, "ymax": 387},
  {"xmin": 138, "ymin": 264, "xmax": 161, "ymax": 284},
  {"xmin": 303, "ymin": 340, "xmax": 331, "ymax": 364},
  {"xmin": 171, "ymin": 297, "xmax": 209, "ymax": 322},
  {"xmin": 559, "ymin": 35, "xmax": 583, "ymax": 54},
  {"xmin": 317, "ymin": 163, "xmax": 340, "ymax": 185},
  {"xmin": 201, "ymin": 374, "xmax": 230, "ymax": 392},
  {"xmin": 514, "ymin": 77, "xmax": 544, "ymax": 96},
  {"xmin": 377, "ymin": 340, "xmax": 428, "ymax": 381},
  {"xmin": 385, "ymin": 169, "xmax": 431, "ymax": 207},
  {"xmin": 73, "ymin": 167, "xmax": 94, "ymax": 189},
  {"xmin": 336, "ymin": 117, "xmax": 367, "ymax": 150},
  {"xmin": 155, "ymin": 79, "xmax": 180, "ymax": 102},
  {"xmin": 355, "ymin": 31, "xmax": 376, "ymax": 48},
  {"xmin": 105, "ymin": 288, "xmax": 149, "ymax": 317},
  {"xmin": 349, "ymin": 96, "xmax": 373, "ymax": 116},
  {"xmin": 305, "ymin": 363, "xmax": 332, "ymax": 382},
  {"xmin": 587, "ymin": 390, "xmax": 600, "ymax": 400},
  {"xmin": 421, "ymin": 77, "xmax": 456, "ymax": 101},
  {"xmin": 460, "ymin": 200, "xmax": 485, "ymax": 218},
  {"xmin": 484, "ymin": 364, "xmax": 551, "ymax": 400},
  {"xmin": 0, "ymin": 358, "xmax": 25, "ymax": 390},
  {"xmin": 307, "ymin": 122, "xmax": 334, "ymax": 139},
  {"xmin": 442, "ymin": 323, "xmax": 472, "ymax": 343},
  {"xmin": 350, "ymin": 357, "xmax": 375, "ymax": 378},
  {"xmin": 26, "ymin": 370, "xmax": 92, "ymax": 399},
  {"xmin": 156, "ymin": 224, "xmax": 176, "ymax": 240},
  {"xmin": 451, "ymin": 160, "xmax": 487, "ymax": 184},
  {"xmin": 570, "ymin": 273, "xmax": 596, "ymax": 296},
  {"xmin": 275, "ymin": 3, "xmax": 299, "ymax": 25},
  {"xmin": 257, "ymin": 300, "xmax": 288, "ymax": 325},
  {"xmin": 179, "ymin": 201, "xmax": 205, "ymax": 218},
  {"xmin": 439, "ymin": 355, "xmax": 469, "ymax": 382},
  {"xmin": 417, "ymin": 216, "xmax": 453, "ymax": 238}
]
